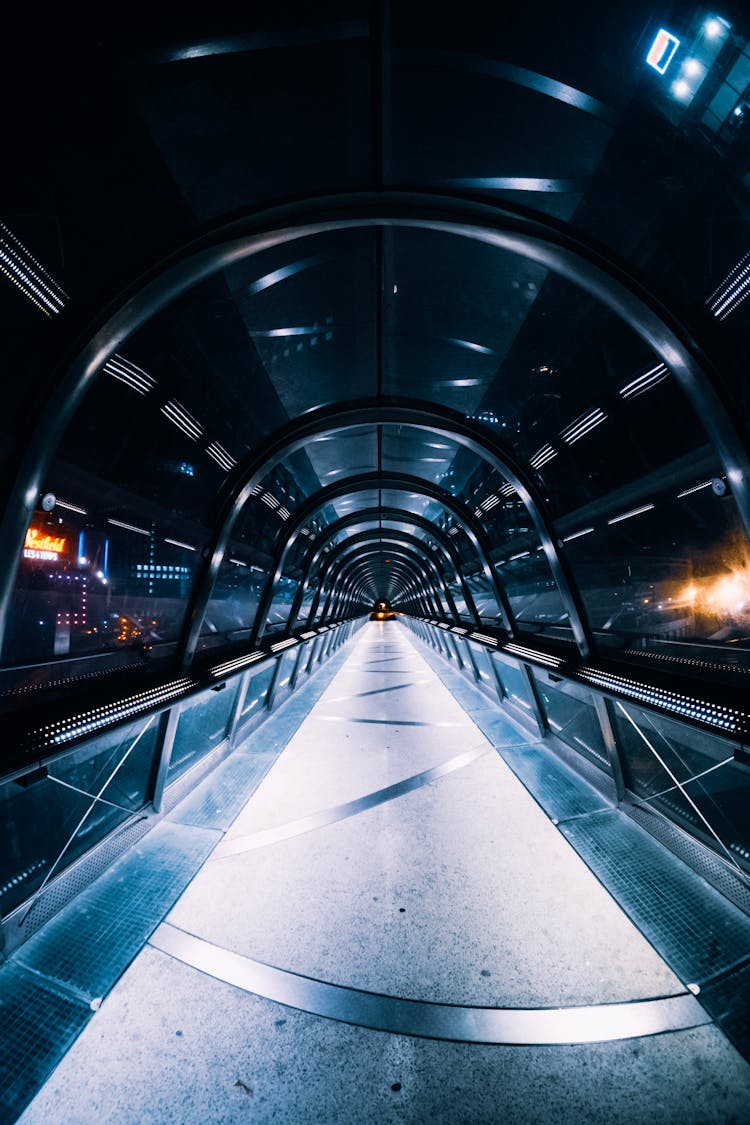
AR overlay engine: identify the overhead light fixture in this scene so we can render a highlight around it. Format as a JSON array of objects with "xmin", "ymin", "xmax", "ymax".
[
  {"xmin": 107, "ymin": 518, "xmax": 150, "ymax": 537},
  {"xmin": 206, "ymin": 442, "xmax": 237, "ymax": 472},
  {"xmin": 105, "ymin": 355, "xmax": 156, "ymax": 395},
  {"xmin": 703, "ymin": 16, "xmax": 730, "ymax": 40},
  {"xmin": 164, "ymin": 537, "xmax": 196, "ymax": 552},
  {"xmin": 562, "ymin": 527, "xmax": 595, "ymax": 542},
  {"xmin": 619, "ymin": 363, "xmax": 669, "ymax": 399},
  {"xmin": 607, "ymin": 503, "xmax": 655, "ymax": 526},
  {"xmin": 560, "ymin": 408, "xmax": 607, "ymax": 446},
  {"xmin": 161, "ymin": 399, "xmax": 204, "ymax": 441},
  {"xmin": 529, "ymin": 444, "xmax": 558, "ymax": 470},
  {"xmin": 677, "ymin": 480, "xmax": 713, "ymax": 499}
]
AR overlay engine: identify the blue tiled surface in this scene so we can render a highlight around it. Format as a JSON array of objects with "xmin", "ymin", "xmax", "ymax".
[
  {"xmin": 16, "ymin": 821, "xmax": 218, "ymax": 1000},
  {"xmin": 170, "ymin": 750, "xmax": 278, "ymax": 830},
  {"xmin": 560, "ymin": 812, "xmax": 750, "ymax": 985},
  {"xmin": 497, "ymin": 743, "xmax": 609, "ymax": 821},
  {"xmin": 0, "ymin": 965, "xmax": 90, "ymax": 1125}
]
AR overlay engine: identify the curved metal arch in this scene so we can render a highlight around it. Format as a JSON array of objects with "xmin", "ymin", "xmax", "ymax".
[
  {"xmin": 251, "ymin": 471, "xmax": 516, "ymax": 644},
  {"xmin": 333, "ymin": 562, "xmax": 430, "ymax": 621},
  {"xmin": 4, "ymin": 191, "xmax": 749, "ymax": 663},
  {"xmin": 309, "ymin": 533, "xmax": 461, "ymax": 626},
  {"xmin": 341, "ymin": 563, "xmax": 423, "ymax": 616},
  {"xmin": 281, "ymin": 507, "xmax": 482, "ymax": 637},
  {"xmin": 174, "ymin": 399, "xmax": 592, "ymax": 666},
  {"xmin": 327, "ymin": 547, "xmax": 449, "ymax": 622},
  {"xmin": 335, "ymin": 557, "xmax": 428, "ymax": 618},
  {"xmin": 311, "ymin": 510, "xmax": 480, "ymax": 618},
  {"xmin": 317, "ymin": 544, "xmax": 441, "ymax": 620},
  {"xmin": 320, "ymin": 541, "xmax": 458, "ymax": 624}
]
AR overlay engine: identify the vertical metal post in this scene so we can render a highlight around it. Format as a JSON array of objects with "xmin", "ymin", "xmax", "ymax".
[
  {"xmin": 593, "ymin": 694, "xmax": 628, "ymax": 802},
  {"xmin": 227, "ymin": 669, "xmax": 251, "ymax": 749},
  {"xmin": 150, "ymin": 706, "xmax": 181, "ymax": 814},
  {"xmin": 265, "ymin": 654, "xmax": 284, "ymax": 712}
]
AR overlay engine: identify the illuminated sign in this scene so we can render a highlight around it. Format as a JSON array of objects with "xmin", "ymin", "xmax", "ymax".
[
  {"xmin": 646, "ymin": 28, "xmax": 681, "ymax": 74},
  {"xmin": 23, "ymin": 527, "xmax": 68, "ymax": 562}
]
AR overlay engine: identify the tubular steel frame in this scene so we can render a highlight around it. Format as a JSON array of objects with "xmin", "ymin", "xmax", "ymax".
[{"xmin": 3, "ymin": 192, "xmax": 750, "ymax": 670}]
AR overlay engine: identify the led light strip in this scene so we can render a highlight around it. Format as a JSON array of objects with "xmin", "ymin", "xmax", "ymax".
[
  {"xmin": 229, "ymin": 558, "xmax": 248, "ymax": 566},
  {"xmin": 107, "ymin": 518, "xmax": 150, "ymax": 537},
  {"xmin": 509, "ymin": 550, "xmax": 530, "ymax": 561},
  {"xmin": 270, "ymin": 638, "xmax": 299, "ymax": 653},
  {"xmin": 451, "ymin": 626, "xmax": 468, "ymax": 635},
  {"xmin": 579, "ymin": 668, "xmax": 743, "ymax": 732},
  {"xmin": 607, "ymin": 503, "xmax": 655, "ymax": 526},
  {"xmin": 706, "ymin": 250, "xmax": 750, "ymax": 321},
  {"xmin": 619, "ymin": 363, "xmax": 668, "ymax": 400},
  {"xmin": 0, "ymin": 221, "xmax": 67, "ymax": 316},
  {"xmin": 300, "ymin": 631, "xmax": 317, "ymax": 639},
  {"xmin": 164, "ymin": 537, "xmax": 196, "ymax": 552},
  {"xmin": 562, "ymin": 527, "xmax": 595, "ymax": 543},
  {"xmin": 161, "ymin": 400, "xmax": 204, "ymax": 441},
  {"xmin": 104, "ymin": 355, "xmax": 156, "ymax": 395},
  {"xmin": 206, "ymin": 442, "xmax": 236, "ymax": 472},
  {"xmin": 677, "ymin": 480, "xmax": 713, "ymax": 499},
  {"xmin": 505, "ymin": 643, "xmax": 564, "ymax": 669},
  {"xmin": 624, "ymin": 649, "xmax": 750, "ymax": 675},
  {"xmin": 261, "ymin": 492, "xmax": 280, "ymax": 509},
  {"xmin": 529, "ymin": 444, "xmax": 558, "ymax": 470},
  {"xmin": 55, "ymin": 499, "xmax": 88, "ymax": 516},
  {"xmin": 470, "ymin": 632, "xmax": 498, "ymax": 645},
  {"xmin": 500, "ymin": 483, "xmax": 516, "ymax": 497},
  {"xmin": 278, "ymin": 506, "xmax": 291, "ymax": 521},
  {"xmin": 560, "ymin": 408, "xmax": 607, "ymax": 445},
  {"xmin": 448, "ymin": 526, "xmax": 460, "ymax": 536},
  {"xmin": 211, "ymin": 651, "xmax": 265, "ymax": 677},
  {"xmin": 35, "ymin": 679, "xmax": 193, "ymax": 747}
]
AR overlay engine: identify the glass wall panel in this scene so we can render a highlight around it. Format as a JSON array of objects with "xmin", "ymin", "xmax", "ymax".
[
  {"xmin": 491, "ymin": 652, "xmax": 533, "ymax": 717},
  {"xmin": 167, "ymin": 682, "xmax": 240, "ymax": 782},
  {"xmin": 240, "ymin": 664, "xmax": 276, "ymax": 722},
  {"xmin": 5, "ymin": 499, "xmax": 201, "ymax": 674},
  {"xmin": 199, "ymin": 557, "xmax": 266, "ymax": 653},
  {"xmin": 498, "ymin": 550, "xmax": 569, "ymax": 636},
  {"xmin": 531, "ymin": 672, "xmax": 611, "ymax": 772},
  {"xmin": 0, "ymin": 716, "xmax": 159, "ymax": 917},
  {"xmin": 611, "ymin": 702, "xmax": 750, "ymax": 871}
]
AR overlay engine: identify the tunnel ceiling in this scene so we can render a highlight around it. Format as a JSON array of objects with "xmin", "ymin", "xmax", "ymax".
[{"xmin": 2, "ymin": 2, "xmax": 750, "ymax": 689}]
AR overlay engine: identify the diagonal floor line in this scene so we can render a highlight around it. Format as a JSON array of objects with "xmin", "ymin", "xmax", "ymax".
[
  {"xmin": 149, "ymin": 922, "xmax": 706, "ymax": 1046},
  {"xmin": 210, "ymin": 743, "xmax": 493, "ymax": 859},
  {"xmin": 324, "ymin": 679, "xmax": 432, "ymax": 702}
]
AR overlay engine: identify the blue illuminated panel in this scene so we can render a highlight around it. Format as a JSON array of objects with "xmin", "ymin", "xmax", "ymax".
[{"xmin": 647, "ymin": 29, "xmax": 681, "ymax": 74}]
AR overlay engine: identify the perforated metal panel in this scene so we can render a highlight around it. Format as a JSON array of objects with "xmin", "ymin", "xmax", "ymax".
[
  {"xmin": 561, "ymin": 811, "xmax": 750, "ymax": 984},
  {"xmin": 2, "ymin": 815, "xmax": 153, "ymax": 956},
  {"xmin": 628, "ymin": 803, "xmax": 750, "ymax": 919}
]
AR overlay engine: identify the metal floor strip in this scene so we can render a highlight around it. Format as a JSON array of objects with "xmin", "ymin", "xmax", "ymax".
[
  {"xmin": 150, "ymin": 922, "xmax": 708, "ymax": 1046},
  {"xmin": 211, "ymin": 743, "xmax": 492, "ymax": 859}
]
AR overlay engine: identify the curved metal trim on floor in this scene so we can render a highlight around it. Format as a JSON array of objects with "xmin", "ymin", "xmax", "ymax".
[{"xmin": 150, "ymin": 922, "xmax": 709, "ymax": 1045}]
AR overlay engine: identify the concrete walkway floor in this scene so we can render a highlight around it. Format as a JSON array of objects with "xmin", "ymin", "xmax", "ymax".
[{"xmin": 18, "ymin": 623, "xmax": 750, "ymax": 1124}]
